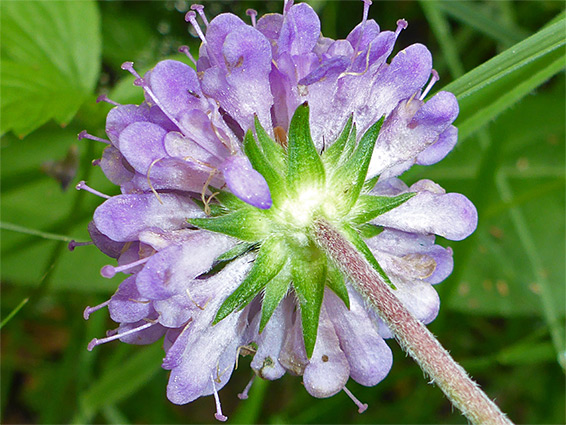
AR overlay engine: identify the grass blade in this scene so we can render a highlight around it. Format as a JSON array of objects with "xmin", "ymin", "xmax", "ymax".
[{"xmin": 443, "ymin": 19, "xmax": 565, "ymax": 140}]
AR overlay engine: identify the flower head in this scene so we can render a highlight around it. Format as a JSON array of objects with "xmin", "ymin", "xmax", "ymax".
[{"xmin": 80, "ymin": 0, "xmax": 477, "ymax": 420}]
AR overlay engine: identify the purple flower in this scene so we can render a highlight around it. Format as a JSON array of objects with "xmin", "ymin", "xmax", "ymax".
[{"xmin": 79, "ymin": 0, "xmax": 477, "ymax": 421}]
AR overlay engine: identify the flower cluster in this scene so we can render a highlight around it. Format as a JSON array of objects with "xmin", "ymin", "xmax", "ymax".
[{"xmin": 79, "ymin": 0, "xmax": 477, "ymax": 420}]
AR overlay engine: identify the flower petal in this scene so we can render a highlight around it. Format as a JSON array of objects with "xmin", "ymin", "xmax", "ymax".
[
  {"xmin": 278, "ymin": 3, "xmax": 321, "ymax": 56},
  {"xmin": 417, "ymin": 125, "xmax": 458, "ymax": 166},
  {"xmin": 119, "ymin": 121, "xmax": 168, "ymax": 174},
  {"xmin": 371, "ymin": 182, "xmax": 478, "ymax": 241},
  {"xmin": 221, "ymin": 156, "xmax": 272, "ymax": 209},
  {"xmin": 106, "ymin": 104, "xmax": 150, "ymax": 147},
  {"xmin": 303, "ymin": 305, "xmax": 350, "ymax": 398},
  {"xmin": 201, "ymin": 25, "xmax": 273, "ymax": 132},
  {"xmin": 250, "ymin": 297, "xmax": 293, "ymax": 380},
  {"xmin": 325, "ymin": 289, "xmax": 392, "ymax": 387},
  {"xmin": 146, "ymin": 60, "xmax": 206, "ymax": 123},
  {"xmin": 109, "ymin": 276, "xmax": 152, "ymax": 323},
  {"xmin": 94, "ymin": 193, "xmax": 203, "ymax": 242}
]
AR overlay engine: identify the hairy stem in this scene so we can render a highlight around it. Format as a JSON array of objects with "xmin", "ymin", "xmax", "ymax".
[{"xmin": 313, "ymin": 218, "xmax": 513, "ymax": 425}]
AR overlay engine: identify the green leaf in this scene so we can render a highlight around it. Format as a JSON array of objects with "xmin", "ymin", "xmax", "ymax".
[
  {"xmin": 361, "ymin": 175, "xmax": 380, "ymax": 194},
  {"xmin": 419, "ymin": 0, "xmax": 465, "ymax": 78},
  {"xmin": 443, "ymin": 18, "xmax": 565, "ymax": 140},
  {"xmin": 214, "ymin": 237, "xmax": 288, "ymax": 324},
  {"xmin": 209, "ymin": 186, "xmax": 248, "ymax": 211},
  {"xmin": 259, "ymin": 263, "xmax": 292, "ymax": 332},
  {"xmin": 1, "ymin": 127, "xmax": 115, "ymax": 294},
  {"xmin": 188, "ymin": 209, "xmax": 269, "ymax": 242},
  {"xmin": 321, "ymin": 115, "xmax": 354, "ymax": 168},
  {"xmin": 291, "ymin": 245, "xmax": 327, "ymax": 357},
  {"xmin": 254, "ymin": 115, "xmax": 287, "ymax": 175},
  {"xmin": 77, "ymin": 344, "xmax": 163, "ymax": 422},
  {"xmin": 287, "ymin": 103, "xmax": 326, "ymax": 192},
  {"xmin": 340, "ymin": 224, "xmax": 394, "ymax": 289},
  {"xmin": 0, "ymin": 297, "xmax": 29, "ymax": 329},
  {"xmin": 436, "ymin": 1, "xmax": 529, "ymax": 47},
  {"xmin": 357, "ymin": 223, "xmax": 383, "ymax": 239},
  {"xmin": 349, "ymin": 192, "xmax": 417, "ymax": 224},
  {"xmin": 243, "ymin": 130, "xmax": 285, "ymax": 204},
  {"xmin": 326, "ymin": 261, "xmax": 350, "ymax": 309},
  {"xmin": 215, "ymin": 242, "xmax": 258, "ymax": 263},
  {"xmin": 329, "ymin": 117, "xmax": 384, "ymax": 211},
  {"xmin": 1, "ymin": 1, "xmax": 101, "ymax": 137}
]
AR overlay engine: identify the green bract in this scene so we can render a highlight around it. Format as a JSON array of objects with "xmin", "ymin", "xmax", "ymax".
[{"xmin": 188, "ymin": 103, "xmax": 415, "ymax": 356}]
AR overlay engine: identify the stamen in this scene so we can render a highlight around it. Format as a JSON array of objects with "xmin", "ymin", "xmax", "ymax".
[
  {"xmin": 121, "ymin": 61, "xmax": 142, "ymax": 80},
  {"xmin": 75, "ymin": 181, "xmax": 111, "ymax": 199},
  {"xmin": 185, "ymin": 288, "xmax": 208, "ymax": 310},
  {"xmin": 147, "ymin": 157, "xmax": 165, "ymax": 205},
  {"xmin": 211, "ymin": 375, "xmax": 228, "ymax": 422},
  {"xmin": 96, "ymin": 94, "xmax": 120, "ymax": 106},
  {"xmin": 340, "ymin": 40, "xmax": 372, "ymax": 79},
  {"xmin": 92, "ymin": 159, "xmax": 101, "ymax": 167},
  {"xmin": 83, "ymin": 300, "xmax": 110, "ymax": 320},
  {"xmin": 234, "ymin": 344, "xmax": 257, "ymax": 370},
  {"xmin": 246, "ymin": 9, "xmax": 258, "ymax": 27},
  {"xmin": 419, "ymin": 69, "xmax": 440, "ymax": 100},
  {"xmin": 122, "ymin": 63, "xmax": 186, "ymax": 135},
  {"xmin": 185, "ymin": 11, "xmax": 208, "ymax": 45},
  {"xmin": 395, "ymin": 19, "xmax": 408, "ymax": 36},
  {"xmin": 215, "ymin": 360, "xmax": 230, "ymax": 383},
  {"xmin": 238, "ymin": 375, "xmax": 256, "ymax": 400},
  {"xmin": 190, "ymin": 4, "xmax": 209, "ymax": 27},
  {"xmin": 78, "ymin": 130, "xmax": 110, "ymax": 144},
  {"xmin": 100, "ymin": 256, "xmax": 151, "ymax": 279},
  {"xmin": 201, "ymin": 169, "xmax": 220, "ymax": 216},
  {"xmin": 178, "ymin": 45, "xmax": 197, "ymax": 66},
  {"xmin": 68, "ymin": 240, "xmax": 93, "ymax": 251},
  {"xmin": 273, "ymin": 126, "xmax": 288, "ymax": 149},
  {"xmin": 351, "ymin": 0, "xmax": 372, "ymax": 56},
  {"xmin": 87, "ymin": 320, "xmax": 156, "ymax": 351},
  {"xmin": 361, "ymin": 0, "xmax": 372, "ymax": 26},
  {"xmin": 210, "ymin": 117, "xmax": 236, "ymax": 153},
  {"xmin": 183, "ymin": 155, "xmax": 216, "ymax": 171},
  {"xmin": 283, "ymin": 0, "xmax": 294, "ymax": 14},
  {"xmin": 343, "ymin": 386, "xmax": 368, "ymax": 414}
]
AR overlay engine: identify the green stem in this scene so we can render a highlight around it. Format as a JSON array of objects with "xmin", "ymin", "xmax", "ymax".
[{"xmin": 313, "ymin": 218, "xmax": 514, "ymax": 425}]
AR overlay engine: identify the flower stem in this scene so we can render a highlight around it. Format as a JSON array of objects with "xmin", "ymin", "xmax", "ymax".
[{"xmin": 313, "ymin": 218, "xmax": 514, "ymax": 425}]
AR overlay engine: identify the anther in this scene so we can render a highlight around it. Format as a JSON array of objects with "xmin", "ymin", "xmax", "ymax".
[
  {"xmin": 246, "ymin": 9, "xmax": 258, "ymax": 27},
  {"xmin": 68, "ymin": 240, "xmax": 93, "ymax": 251},
  {"xmin": 100, "ymin": 256, "xmax": 151, "ymax": 279},
  {"xmin": 185, "ymin": 11, "xmax": 208, "ymax": 45},
  {"xmin": 75, "ymin": 181, "xmax": 111, "ymax": 199},
  {"xmin": 343, "ymin": 386, "xmax": 368, "ymax": 414},
  {"xmin": 190, "ymin": 4, "xmax": 209, "ymax": 27},
  {"xmin": 87, "ymin": 320, "xmax": 155, "ymax": 351},
  {"xmin": 83, "ymin": 300, "xmax": 110, "ymax": 320},
  {"xmin": 78, "ymin": 130, "xmax": 110, "ymax": 144},
  {"xmin": 121, "ymin": 61, "xmax": 142, "ymax": 79},
  {"xmin": 238, "ymin": 375, "xmax": 255, "ymax": 400},
  {"xmin": 96, "ymin": 94, "xmax": 120, "ymax": 106},
  {"xmin": 178, "ymin": 46, "xmax": 197, "ymax": 66},
  {"xmin": 211, "ymin": 375, "xmax": 228, "ymax": 422},
  {"xmin": 92, "ymin": 159, "xmax": 101, "ymax": 167},
  {"xmin": 395, "ymin": 19, "xmax": 408, "ymax": 36},
  {"xmin": 419, "ymin": 69, "xmax": 439, "ymax": 100}
]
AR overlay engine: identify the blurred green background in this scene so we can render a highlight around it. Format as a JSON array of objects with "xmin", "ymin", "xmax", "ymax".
[{"xmin": 1, "ymin": 1, "xmax": 564, "ymax": 424}]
